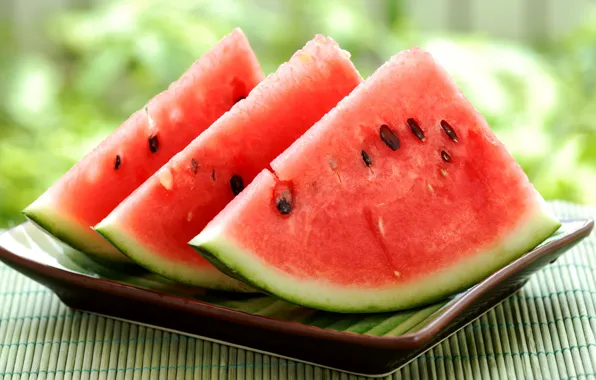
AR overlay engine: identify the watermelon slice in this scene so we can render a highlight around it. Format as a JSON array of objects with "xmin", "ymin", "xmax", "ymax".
[
  {"xmin": 190, "ymin": 47, "xmax": 561, "ymax": 312},
  {"xmin": 94, "ymin": 36, "xmax": 362, "ymax": 289},
  {"xmin": 23, "ymin": 28, "xmax": 264, "ymax": 266}
]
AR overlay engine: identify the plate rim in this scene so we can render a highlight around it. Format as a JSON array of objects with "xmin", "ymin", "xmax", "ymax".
[{"xmin": 0, "ymin": 218, "xmax": 592, "ymax": 351}]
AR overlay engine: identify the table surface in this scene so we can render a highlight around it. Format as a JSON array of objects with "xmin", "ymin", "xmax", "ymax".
[{"xmin": 0, "ymin": 200, "xmax": 595, "ymax": 380}]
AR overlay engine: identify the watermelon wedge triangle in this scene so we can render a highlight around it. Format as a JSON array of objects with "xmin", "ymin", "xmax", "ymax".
[
  {"xmin": 23, "ymin": 28, "xmax": 264, "ymax": 267},
  {"xmin": 189, "ymin": 46, "xmax": 561, "ymax": 312},
  {"xmin": 94, "ymin": 36, "xmax": 362, "ymax": 290}
]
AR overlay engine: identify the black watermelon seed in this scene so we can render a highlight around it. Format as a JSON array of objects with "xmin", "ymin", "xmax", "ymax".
[
  {"xmin": 274, "ymin": 186, "xmax": 293, "ymax": 215},
  {"xmin": 230, "ymin": 174, "xmax": 244, "ymax": 196},
  {"xmin": 149, "ymin": 135, "xmax": 159, "ymax": 153},
  {"xmin": 440, "ymin": 120, "xmax": 459, "ymax": 143},
  {"xmin": 211, "ymin": 169, "xmax": 216, "ymax": 181},
  {"xmin": 114, "ymin": 155, "xmax": 121, "ymax": 170},
  {"xmin": 190, "ymin": 159, "xmax": 199, "ymax": 174},
  {"xmin": 440, "ymin": 150, "xmax": 452, "ymax": 163},
  {"xmin": 379, "ymin": 124, "xmax": 400, "ymax": 151},
  {"xmin": 235, "ymin": 95, "xmax": 246, "ymax": 103},
  {"xmin": 361, "ymin": 150, "xmax": 372, "ymax": 167},
  {"xmin": 407, "ymin": 118, "xmax": 425, "ymax": 141},
  {"xmin": 276, "ymin": 198, "xmax": 292, "ymax": 215}
]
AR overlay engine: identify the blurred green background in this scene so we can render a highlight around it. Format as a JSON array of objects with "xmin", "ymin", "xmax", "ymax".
[{"xmin": 0, "ymin": 0, "xmax": 595, "ymax": 228}]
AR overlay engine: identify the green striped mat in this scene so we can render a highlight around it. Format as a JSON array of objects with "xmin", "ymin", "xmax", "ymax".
[{"xmin": 0, "ymin": 200, "xmax": 595, "ymax": 379}]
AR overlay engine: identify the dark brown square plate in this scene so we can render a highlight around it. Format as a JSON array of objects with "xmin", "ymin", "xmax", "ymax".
[{"xmin": 0, "ymin": 220, "xmax": 592, "ymax": 377}]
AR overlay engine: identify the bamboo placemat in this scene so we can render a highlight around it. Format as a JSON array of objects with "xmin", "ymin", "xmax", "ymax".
[{"xmin": 0, "ymin": 200, "xmax": 595, "ymax": 379}]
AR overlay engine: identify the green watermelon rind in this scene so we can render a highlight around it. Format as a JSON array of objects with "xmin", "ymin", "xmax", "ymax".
[
  {"xmin": 94, "ymin": 220, "xmax": 258, "ymax": 293},
  {"xmin": 10, "ymin": 222, "xmax": 230, "ymax": 298},
  {"xmin": 23, "ymin": 200, "xmax": 137, "ymax": 268},
  {"xmin": 21, "ymin": 221, "xmax": 148, "ymax": 278},
  {"xmin": 189, "ymin": 203, "xmax": 561, "ymax": 313}
]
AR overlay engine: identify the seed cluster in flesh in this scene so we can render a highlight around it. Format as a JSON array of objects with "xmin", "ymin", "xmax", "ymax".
[
  {"xmin": 271, "ymin": 119, "xmax": 460, "ymax": 217},
  {"xmin": 375, "ymin": 119, "xmax": 457, "ymax": 166}
]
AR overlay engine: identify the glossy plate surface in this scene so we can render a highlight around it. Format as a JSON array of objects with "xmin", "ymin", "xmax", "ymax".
[{"xmin": 0, "ymin": 220, "xmax": 592, "ymax": 376}]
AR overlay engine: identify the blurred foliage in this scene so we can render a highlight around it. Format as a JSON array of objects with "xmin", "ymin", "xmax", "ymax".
[{"xmin": 0, "ymin": 0, "xmax": 595, "ymax": 227}]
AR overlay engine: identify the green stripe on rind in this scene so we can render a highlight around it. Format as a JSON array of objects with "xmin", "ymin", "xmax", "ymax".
[
  {"xmin": 22, "ymin": 201, "xmax": 135, "ymax": 267},
  {"xmin": 94, "ymin": 220, "xmax": 257, "ymax": 293},
  {"xmin": 190, "ymin": 201, "xmax": 561, "ymax": 313}
]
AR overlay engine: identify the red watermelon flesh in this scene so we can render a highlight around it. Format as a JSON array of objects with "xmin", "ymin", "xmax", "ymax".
[
  {"xmin": 95, "ymin": 36, "xmax": 362, "ymax": 290},
  {"xmin": 190, "ymin": 47, "xmax": 561, "ymax": 311},
  {"xmin": 23, "ymin": 29, "xmax": 263, "ymax": 266}
]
